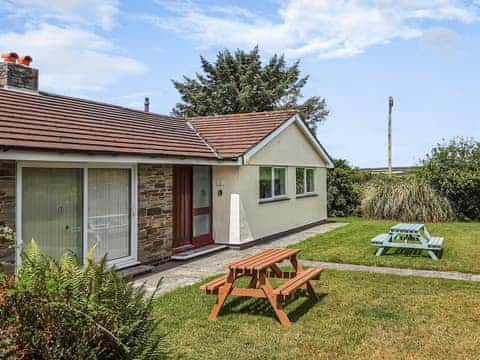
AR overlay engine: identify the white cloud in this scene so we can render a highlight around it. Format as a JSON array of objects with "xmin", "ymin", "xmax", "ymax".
[
  {"xmin": 420, "ymin": 27, "xmax": 462, "ymax": 58},
  {"xmin": 3, "ymin": 0, "xmax": 119, "ymax": 30},
  {"xmin": 150, "ymin": 0, "xmax": 479, "ymax": 59},
  {"xmin": 0, "ymin": 24, "xmax": 146, "ymax": 93}
]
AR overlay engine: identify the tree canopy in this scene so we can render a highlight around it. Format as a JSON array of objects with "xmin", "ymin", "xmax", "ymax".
[
  {"xmin": 172, "ymin": 47, "xmax": 328, "ymax": 131},
  {"xmin": 421, "ymin": 137, "xmax": 480, "ymax": 220},
  {"xmin": 327, "ymin": 159, "xmax": 361, "ymax": 217}
]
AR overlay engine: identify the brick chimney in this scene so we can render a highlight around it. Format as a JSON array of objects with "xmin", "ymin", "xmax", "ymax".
[{"xmin": 0, "ymin": 53, "xmax": 38, "ymax": 92}]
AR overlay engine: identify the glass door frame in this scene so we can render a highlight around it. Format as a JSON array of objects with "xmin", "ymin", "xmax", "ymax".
[
  {"xmin": 16, "ymin": 162, "xmax": 138, "ymax": 269},
  {"xmin": 191, "ymin": 165, "xmax": 213, "ymax": 247}
]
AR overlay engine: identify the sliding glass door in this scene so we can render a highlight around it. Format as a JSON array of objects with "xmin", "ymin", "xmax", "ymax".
[
  {"xmin": 20, "ymin": 165, "xmax": 136, "ymax": 267},
  {"xmin": 87, "ymin": 168, "xmax": 131, "ymax": 262},
  {"xmin": 22, "ymin": 168, "xmax": 83, "ymax": 260}
]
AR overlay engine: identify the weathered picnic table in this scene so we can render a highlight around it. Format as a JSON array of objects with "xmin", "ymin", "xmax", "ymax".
[
  {"xmin": 371, "ymin": 223, "xmax": 444, "ymax": 260},
  {"xmin": 200, "ymin": 248, "xmax": 322, "ymax": 327}
]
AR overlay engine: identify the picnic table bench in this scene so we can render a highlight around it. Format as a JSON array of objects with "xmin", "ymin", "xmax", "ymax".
[
  {"xmin": 371, "ymin": 223, "xmax": 444, "ymax": 260},
  {"xmin": 200, "ymin": 248, "xmax": 322, "ymax": 327}
]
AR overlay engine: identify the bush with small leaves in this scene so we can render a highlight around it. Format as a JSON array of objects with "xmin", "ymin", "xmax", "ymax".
[
  {"xmin": 327, "ymin": 159, "xmax": 362, "ymax": 217},
  {"xmin": 421, "ymin": 137, "xmax": 480, "ymax": 220}
]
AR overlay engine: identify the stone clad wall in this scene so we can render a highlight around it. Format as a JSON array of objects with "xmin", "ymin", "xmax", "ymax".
[
  {"xmin": 0, "ymin": 160, "xmax": 16, "ymax": 275},
  {"xmin": 137, "ymin": 164, "xmax": 173, "ymax": 264}
]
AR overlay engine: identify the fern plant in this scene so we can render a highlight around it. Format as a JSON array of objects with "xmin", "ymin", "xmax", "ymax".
[{"xmin": 0, "ymin": 241, "xmax": 164, "ymax": 359}]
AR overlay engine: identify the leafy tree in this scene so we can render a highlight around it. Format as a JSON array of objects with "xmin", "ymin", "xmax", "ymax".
[
  {"xmin": 421, "ymin": 137, "xmax": 480, "ymax": 220},
  {"xmin": 327, "ymin": 159, "xmax": 361, "ymax": 217},
  {"xmin": 172, "ymin": 46, "xmax": 329, "ymax": 131}
]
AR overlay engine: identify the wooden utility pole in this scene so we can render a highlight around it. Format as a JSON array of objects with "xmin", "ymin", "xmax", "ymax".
[{"xmin": 388, "ymin": 96, "xmax": 394, "ymax": 177}]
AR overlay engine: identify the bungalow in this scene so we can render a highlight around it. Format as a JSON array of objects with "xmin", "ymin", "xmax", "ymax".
[{"xmin": 0, "ymin": 58, "xmax": 333, "ymax": 274}]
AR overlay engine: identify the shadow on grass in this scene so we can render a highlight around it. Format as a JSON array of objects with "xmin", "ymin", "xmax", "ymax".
[
  {"xmin": 374, "ymin": 247, "xmax": 444, "ymax": 259},
  {"xmin": 218, "ymin": 290, "xmax": 328, "ymax": 324}
]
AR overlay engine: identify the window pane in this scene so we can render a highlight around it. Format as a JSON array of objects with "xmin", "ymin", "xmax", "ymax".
[
  {"xmin": 193, "ymin": 214, "xmax": 210, "ymax": 237},
  {"xmin": 88, "ymin": 168, "xmax": 130, "ymax": 262},
  {"xmin": 296, "ymin": 168, "xmax": 305, "ymax": 194},
  {"xmin": 259, "ymin": 167, "xmax": 272, "ymax": 199},
  {"xmin": 274, "ymin": 168, "xmax": 286, "ymax": 196},
  {"xmin": 22, "ymin": 168, "xmax": 83, "ymax": 261},
  {"xmin": 193, "ymin": 166, "xmax": 211, "ymax": 209},
  {"xmin": 306, "ymin": 168, "xmax": 315, "ymax": 193}
]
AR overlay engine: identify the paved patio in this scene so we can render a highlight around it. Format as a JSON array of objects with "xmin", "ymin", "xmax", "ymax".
[{"xmin": 134, "ymin": 222, "xmax": 347, "ymax": 296}]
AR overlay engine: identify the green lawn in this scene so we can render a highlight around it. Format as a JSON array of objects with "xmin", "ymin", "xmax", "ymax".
[
  {"xmin": 290, "ymin": 217, "xmax": 480, "ymax": 274},
  {"xmin": 155, "ymin": 270, "xmax": 480, "ymax": 359}
]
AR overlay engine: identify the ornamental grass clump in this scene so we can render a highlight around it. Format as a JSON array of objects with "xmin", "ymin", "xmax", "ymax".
[
  {"xmin": 361, "ymin": 176, "xmax": 454, "ymax": 222},
  {"xmin": 0, "ymin": 241, "xmax": 164, "ymax": 360}
]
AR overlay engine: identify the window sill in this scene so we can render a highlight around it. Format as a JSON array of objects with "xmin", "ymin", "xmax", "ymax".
[
  {"xmin": 258, "ymin": 196, "xmax": 290, "ymax": 204},
  {"xmin": 296, "ymin": 193, "xmax": 318, "ymax": 199}
]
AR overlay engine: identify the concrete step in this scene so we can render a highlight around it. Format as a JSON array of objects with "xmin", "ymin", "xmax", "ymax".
[
  {"xmin": 118, "ymin": 264, "xmax": 154, "ymax": 278},
  {"xmin": 171, "ymin": 244, "xmax": 228, "ymax": 261}
]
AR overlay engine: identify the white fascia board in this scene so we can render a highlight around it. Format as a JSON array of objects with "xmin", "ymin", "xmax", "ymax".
[
  {"xmin": 242, "ymin": 114, "xmax": 334, "ymax": 168},
  {"xmin": 0, "ymin": 150, "xmax": 242, "ymax": 166}
]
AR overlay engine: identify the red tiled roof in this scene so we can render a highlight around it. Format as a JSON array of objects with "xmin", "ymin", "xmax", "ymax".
[
  {"xmin": 0, "ymin": 89, "xmax": 216, "ymax": 158},
  {"xmin": 188, "ymin": 110, "xmax": 298, "ymax": 158},
  {"xmin": 0, "ymin": 89, "xmax": 299, "ymax": 160}
]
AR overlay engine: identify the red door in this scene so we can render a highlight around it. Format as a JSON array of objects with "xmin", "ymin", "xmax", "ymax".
[
  {"xmin": 173, "ymin": 166, "xmax": 192, "ymax": 251},
  {"xmin": 173, "ymin": 166, "xmax": 212, "ymax": 251}
]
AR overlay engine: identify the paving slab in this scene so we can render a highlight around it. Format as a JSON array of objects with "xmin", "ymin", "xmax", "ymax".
[{"xmin": 302, "ymin": 260, "xmax": 480, "ymax": 282}]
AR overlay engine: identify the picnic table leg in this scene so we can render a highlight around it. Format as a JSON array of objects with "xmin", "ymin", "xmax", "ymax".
[
  {"xmin": 290, "ymin": 255, "xmax": 303, "ymax": 273},
  {"xmin": 290, "ymin": 255, "xmax": 317, "ymax": 301},
  {"xmin": 248, "ymin": 273, "xmax": 259, "ymax": 288},
  {"xmin": 375, "ymin": 247, "xmax": 386, "ymax": 256},
  {"xmin": 427, "ymin": 250, "xmax": 439, "ymax": 261},
  {"xmin": 208, "ymin": 272, "xmax": 234, "ymax": 320},
  {"xmin": 269, "ymin": 264, "xmax": 283, "ymax": 277},
  {"xmin": 305, "ymin": 282, "xmax": 318, "ymax": 301},
  {"xmin": 259, "ymin": 272, "xmax": 292, "ymax": 327}
]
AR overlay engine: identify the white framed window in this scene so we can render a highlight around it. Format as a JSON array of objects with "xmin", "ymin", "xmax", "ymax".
[
  {"xmin": 296, "ymin": 168, "xmax": 315, "ymax": 195},
  {"xmin": 16, "ymin": 162, "xmax": 138, "ymax": 269},
  {"xmin": 259, "ymin": 166, "xmax": 287, "ymax": 200}
]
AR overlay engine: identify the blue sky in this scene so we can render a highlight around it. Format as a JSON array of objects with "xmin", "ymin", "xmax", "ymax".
[{"xmin": 1, "ymin": 0, "xmax": 479, "ymax": 167}]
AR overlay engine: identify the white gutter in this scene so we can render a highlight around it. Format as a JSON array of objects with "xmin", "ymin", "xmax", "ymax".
[{"xmin": 0, "ymin": 149, "xmax": 242, "ymax": 166}]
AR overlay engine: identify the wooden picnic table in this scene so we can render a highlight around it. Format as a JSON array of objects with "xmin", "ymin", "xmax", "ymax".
[
  {"xmin": 200, "ymin": 248, "xmax": 322, "ymax": 327},
  {"xmin": 371, "ymin": 223, "xmax": 444, "ymax": 260}
]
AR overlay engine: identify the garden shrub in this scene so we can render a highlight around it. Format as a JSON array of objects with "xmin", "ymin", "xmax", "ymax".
[
  {"xmin": 0, "ymin": 241, "xmax": 164, "ymax": 359},
  {"xmin": 421, "ymin": 137, "xmax": 480, "ymax": 220},
  {"xmin": 361, "ymin": 176, "xmax": 454, "ymax": 222},
  {"xmin": 0, "ymin": 225, "xmax": 15, "ymax": 275},
  {"xmin": 327, "ymin": 159, "xmax": 362, "ymax": 216}
]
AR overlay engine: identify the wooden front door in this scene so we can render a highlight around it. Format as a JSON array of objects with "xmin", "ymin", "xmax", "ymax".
[
  {"xmin": 173, "ymin": 166, "xmax": 192, "ymax": 250},
  {"xmin": 173, "ymin": 165, "xmax": 213, "ymax": 251}
]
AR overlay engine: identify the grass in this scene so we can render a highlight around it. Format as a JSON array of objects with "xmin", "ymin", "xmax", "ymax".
[
  {"xmin": 155, "ymin": 270, "xmax": 480, "ymax": 359},
  {"xmin": 290, "ymin": 217, "xmax": 480, "ymax": 274}
]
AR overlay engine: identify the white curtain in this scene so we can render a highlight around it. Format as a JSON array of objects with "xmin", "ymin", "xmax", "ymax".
[
  {"xmin": 22, "ymin": 168, "xmax": 83, "ymax": 260},
  {"xmin": 88, "ymin": 168, "xmax": 130, "ymax": 262}
]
